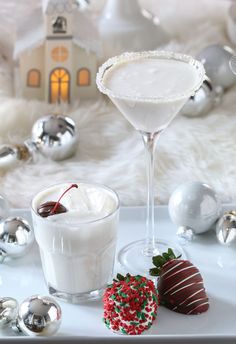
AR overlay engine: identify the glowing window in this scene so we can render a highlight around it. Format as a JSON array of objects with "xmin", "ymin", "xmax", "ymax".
[
  {"xmin": 77, "ymin": 68, "xmax": 90, "ymax": 86},
  {"xmin": 27, "ymin": 69, "xmax": 40, "ymax": 87},
  {"xmin": 51, "ymin": 46, "xmax": 68, "ymax": 62},
  {"xmin": 49, "ymin": 68, "xmax": 70, "ymax": 104}
]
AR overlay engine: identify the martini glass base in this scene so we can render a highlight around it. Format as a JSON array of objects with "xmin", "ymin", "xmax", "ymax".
[{"xmin": 117, "ymin": 239, "xmax": 185, "ymax": 277}]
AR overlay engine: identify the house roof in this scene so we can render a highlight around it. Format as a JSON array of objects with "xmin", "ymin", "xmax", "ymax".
[
  {"xmin": 42, "ymin": 0, "xmax": 89, "ymax": 14},
  {"xmin": 14, "ymin": 2, "xmax": 100, "ymax": 59}
]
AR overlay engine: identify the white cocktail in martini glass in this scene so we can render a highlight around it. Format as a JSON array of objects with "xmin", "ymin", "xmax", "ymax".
[{"xmin": 97, "ymin": 51, "xmax": 205, "ymax": 275}]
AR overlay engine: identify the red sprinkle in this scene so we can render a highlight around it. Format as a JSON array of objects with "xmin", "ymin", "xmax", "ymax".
[{"xmin": 103, "ymin": 275, "xmax": 159, "ymax": 335}]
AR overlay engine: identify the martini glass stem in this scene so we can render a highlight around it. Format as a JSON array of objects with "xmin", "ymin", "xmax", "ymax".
[{"xmin": 141, "ymin": 131, "xmax": 160, "ymax": 257}]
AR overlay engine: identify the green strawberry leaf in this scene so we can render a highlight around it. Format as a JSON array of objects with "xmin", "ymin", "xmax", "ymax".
[
  {"xmin": 150, "ymin": 248, "xmax": 182, "ymax": 274},
  {"xmin": 152, "ymin": 255, "xmax": 166, "ymax": 267},
  {"xmin": 149, "ymin": 267, "xmax": 160, "ymax": 276},
  {"xmin": 116, "ymin": 273, "xmax": 125, "ymax": 281}
]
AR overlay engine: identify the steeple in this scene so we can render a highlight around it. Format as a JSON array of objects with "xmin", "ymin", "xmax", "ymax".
[
  {"xmin": 43, "ymin": 0, "xmax": 76, "ymax": 38},
  {"xmin": 42, "ymin": 0, "xmax": 77, "ymax": 14}
]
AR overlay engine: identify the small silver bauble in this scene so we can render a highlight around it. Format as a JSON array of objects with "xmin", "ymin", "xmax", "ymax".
[
  {"xmin": 196, "ymin": 44, "xmax": 236, "ymax": 89},
  {"xmin": 0, "ymin": 145, "xmax": 20, "ymax": 169},
  {"xmin": 0, "ymin": 217, "xmax": 34, "ymax": 262},
  {"xmin": 31, "ymin": 114, "xmax": 78, "ymax": 161},
  {"xmin": 180, "ymin": 76, "xmax": 223, "ymax": 117},
  {"xmin": 16, "ymin": 295, "xmax": 61, "ymax": 336},
  {"xmin": 169, "ymin": 181, "xmax": 222, "ymax": 241},
  {"xmin": 0, "ymin": 297, "xmax": 18, "ymax": 328},
  {"xmin": 0, "ymin": 143, "xmax": 33, "ymax": 169},
  {"xmin": 0, "ymin": 194, "xmax": 9, "ymax": 221},
  {"xmin": 216, "ymin": 210, "xmax": 236, "ymax": 245}
]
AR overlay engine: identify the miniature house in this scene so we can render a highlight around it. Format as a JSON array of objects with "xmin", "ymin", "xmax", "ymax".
[{"xmin": 14, "ymin": 0, "xmax": 100, "ymax": 104}]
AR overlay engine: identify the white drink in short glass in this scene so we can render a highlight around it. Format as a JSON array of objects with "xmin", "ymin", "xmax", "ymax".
[
  {"xmin": 97, "ymin": 51, "xmax": 205, "ymax": 275},
  {"xmin": 31, "ymin": 182, "xmax": 120, "ymax": 303}
]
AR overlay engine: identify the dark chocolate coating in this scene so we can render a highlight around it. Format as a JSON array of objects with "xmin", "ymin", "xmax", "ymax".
[{"xmin": 158, "ymin": 259, "xmax": 209, "ymax": 315}]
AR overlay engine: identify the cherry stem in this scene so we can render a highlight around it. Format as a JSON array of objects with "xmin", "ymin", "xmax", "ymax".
[{"xmin": 50, "ymin": 184, "xmax": 78, "ymax": 215}]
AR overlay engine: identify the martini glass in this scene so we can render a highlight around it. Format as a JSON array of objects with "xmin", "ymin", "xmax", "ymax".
[{"xmin": 96, "ymin": 51, "xmax": 205, "ymax": 275}]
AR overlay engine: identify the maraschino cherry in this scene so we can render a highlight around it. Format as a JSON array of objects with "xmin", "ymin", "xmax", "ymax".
[{"xmin": 37, "ymin": 184, "xmax": 78, "ymax": 218}]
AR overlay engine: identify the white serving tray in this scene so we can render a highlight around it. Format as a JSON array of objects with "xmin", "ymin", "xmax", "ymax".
[{"xmin": 0, "ymin": 206, "xmax": 236, "ymax": 344}]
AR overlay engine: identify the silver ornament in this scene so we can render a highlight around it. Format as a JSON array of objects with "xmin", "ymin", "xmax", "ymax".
[
  {"xmin": 0, "ymin": 217, "xmax": 34, "ymax": 262},
  {"xmin": 31, "ymin": 114, "xmax": 78, "ymax": 161},
  {"xmin": 169, "ymin": 181, "xmax": 222, "ymax": 241},
  {"xmin": 216, "ymin": 210, "xmax": 236, "ymax": 245},
  {"xmin": 0, "ymin": 297, "xmax": 18, "ymax": 328},
  {"xmin": 180, "ymin": 76, "xmax": 223, "ymax": 118},
  {"xmin": 196, "ymin": 44, "xmax": 236, "ymax": 89},
  {"xmin": 0, "ymin": 194, "xmax": 9, "ymax": 221},
  {"xmin": 23, "ymin": 139, "xmax": 38, "ymax": 159},
  {"xmin": 16, "ymin": 295, "xmax": 61, "ymax": 336},
  {"xmin": 0, "ymin": 145, "xmax": 20, "ymax": 169},
  {"xmin": 0, "ymin": 143, "xmax": 33, "ymax": 169}
]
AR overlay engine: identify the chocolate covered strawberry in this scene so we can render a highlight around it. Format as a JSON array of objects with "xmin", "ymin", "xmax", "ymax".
[
  {"xmin": 150, "ymin": 249, "xmax": 209, "ymax": 315},
  {"xmin": 103, "ymin": 273, "xmax": 159, "ymax": 335}
]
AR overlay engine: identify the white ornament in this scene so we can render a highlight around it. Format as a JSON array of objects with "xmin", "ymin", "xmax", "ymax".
[
  {"xmin": 168, "ymin": 181, "xmax": 222, "ymax": 241},
  {"xmin": 196, "ymin": 44, "xmax": 236, "ymax": 90}
]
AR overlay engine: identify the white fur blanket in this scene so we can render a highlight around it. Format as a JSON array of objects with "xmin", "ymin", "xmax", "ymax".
[{"xmin": 0, "ymin": 0, "xmax": 235, "ymax": 208}]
